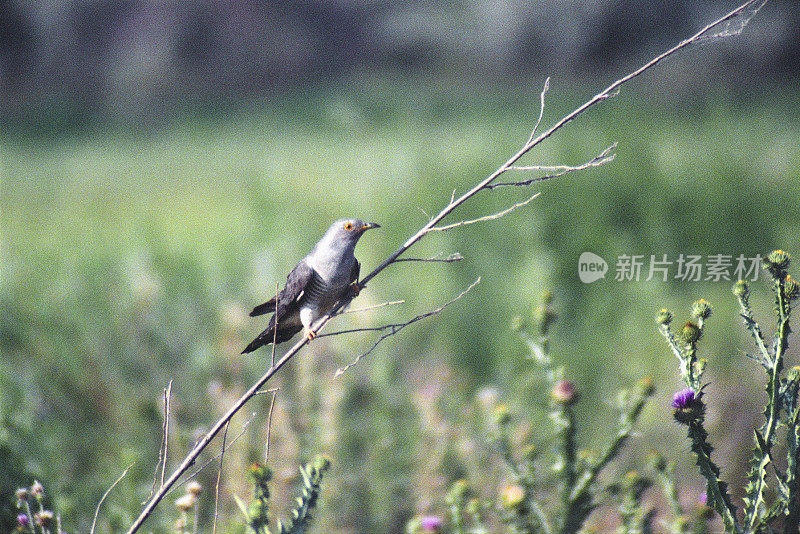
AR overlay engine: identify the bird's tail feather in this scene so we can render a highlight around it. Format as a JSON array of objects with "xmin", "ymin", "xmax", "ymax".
[
  {"xmin": 250, "ymin": 298, "xmax": 277, "ymax": 317},
  {"xmin": 241, "ymin": 320, "xmax": 302, "ymax": 353}
]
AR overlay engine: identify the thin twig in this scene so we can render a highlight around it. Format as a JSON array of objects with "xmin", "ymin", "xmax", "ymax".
[
  {"xmin": 340, "ymin": 300, "xmax": 406, "ymax": 315},
  {"xmin": 333, "ymin": 278, "xmax": 481, "ymax": 378},
  {"xmin": 211, "ymin": 422, "xmax": 230, "ymax": 534},
  {"xmin": 162, "ymin": 381, "xmax": 172, "ymax": 488},
  {"xmin": 149, "ymin": 381, "xmax": 173, "ymax": 501},
  {"xmin": 527, "ymin": 76, "xmax": 550, "ymax": 145},
  {"xmin": 325, "ymin": 278, "xmax": 480, "ymax": 341},
  {"xmin": 272, "ymin": 281, "xmax": 280, "ymax": 368},
  {"xmin": 265, "ymin": 389, "xmax": 278, "ymax": 463},
  {"xmin": 393, "ymin": 252, "xmax": 464, "ymax": 263},
  {"xmin": 426, "ymin": 192, "xmax": 541, "ymax": 233},
  {"xmin": 125, "ymin": 4, "xmax": 765, "ymax": 531},
  {"xmin": 183, "ymin": 414, "xmax": 256, "ymax": 483},
  {"xmin": 486, "ymin": 144, "xmax": 617, "ymax": 189},
  {"xmin": 92, "ymin": 464, "xmax": 133, "ymax": 534}
]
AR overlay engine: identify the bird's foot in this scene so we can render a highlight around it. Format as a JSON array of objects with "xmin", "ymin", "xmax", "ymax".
[
  {"xmin": 304, "ymin": 328, "xmax": 316, "ymax": 341},
  {"xmin": 346, "ymin": 282, "xmax": 363, "ymax": 300}
]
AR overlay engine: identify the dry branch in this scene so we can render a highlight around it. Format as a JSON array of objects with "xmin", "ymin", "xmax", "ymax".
[{"xmin": 124, "ymin": 2, "xmax": 768, "ymax": 531}]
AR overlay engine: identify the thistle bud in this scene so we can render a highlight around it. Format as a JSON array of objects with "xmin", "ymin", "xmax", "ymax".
[
  {"xmin": 492, "ymin": 404, "xmax": 511, "ymax": 426},
  {"xmin": 311, "ymin": 455, "xmax": 331, "ymax": 472},
  {"xmin": 764, "ymin": 250, "xmax": 791, "ymax": 279},
  {"xmin": 552, "ymin": 380, "xmax": 578, "ymax": 405},
  {"xmin": 680, "ymin": 322, "xmax": 702, "ymax": 344},
  {"xmin": 248, "ymin": 500, "xmax": 268, "ymax": 523},
  {"xmin": 655, "ymin": 308, "xmax": 673, "ymax": 326},
  {"xmin": 785, "ymin": 275, "xmax": 799, "ymax": 301},
  {"xmin": 445, "ymin": 480, "xmax": 470, "ymax": 507},
  {"xmin": 249, "ymin": 463, "xmax": 272, "ymax": 482},
  {"xmin": 647, "ymin": 453, "xmax": 668, "ymax": 473},
  {"xmin": 637, "ymin": 377, "xmax": 656, "ymax": 397},
  {"xmin": 690, "ymin": 299, "xmax": 712, "ymax": 320},
  {"xmin": 175, "ymin": 494, "xmax": 196, "ymax": 511},
  {"xmin": 788, "ymin": 366, "xmax": 800, "ymax": 383},
  {"xmin": 186, "ymin": 481, "xmax": 202, "ymax": 496},
  {"xmin": 499, "ymin": 484, "xmax": 526, "ymax": 510},
  {"xmin": 733, "ymin": 280, "xmax": 750, "ymax": 299},
  {"xmin": 533, "ymin": 292, "xmax": 557, "ymax": 335}
]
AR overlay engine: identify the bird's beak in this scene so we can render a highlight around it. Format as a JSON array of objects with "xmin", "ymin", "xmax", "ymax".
[{"xmin": 361, "ymin": 222, "xmax": 380, "ymax": 231}]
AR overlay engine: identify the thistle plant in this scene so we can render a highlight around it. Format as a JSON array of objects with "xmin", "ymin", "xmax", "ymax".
[
  {"xmin": 14, "ymin": 481, "xmax": 61, "ymax": 534},
  {"xmin": 237, "ymin": 456, "xmax": 330, "ymax": 534},
  {"xmin": 408, "ymin": 293, "xmax": 656, "ymax": 534},
  {"xmin": 648, "ymin": 453, "xmax": 714, "ymax": 534},
  {"xmin": 658, "ymin": 250, "xmax": 800, "ymax": 533}
]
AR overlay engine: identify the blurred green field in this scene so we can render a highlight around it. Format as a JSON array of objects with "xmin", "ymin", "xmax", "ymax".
[{"xmin": 2, "ymin": 82, "xmax": 800, "ymax": 533}]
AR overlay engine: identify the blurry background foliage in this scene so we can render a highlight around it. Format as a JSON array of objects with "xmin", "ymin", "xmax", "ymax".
[{"xmin": 1, "ymin": 1, "xmax": 800, "ymax": 532}]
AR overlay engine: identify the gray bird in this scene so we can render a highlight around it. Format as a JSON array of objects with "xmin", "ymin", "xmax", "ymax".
[{"xmin": 242, "ymin": 219, "xmax": 380, "ymax": 353}]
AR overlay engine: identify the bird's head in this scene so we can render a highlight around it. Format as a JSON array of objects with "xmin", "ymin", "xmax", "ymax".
[
  {"xmin": 336, "ymin": 218, "xmax": 380, "ymax": 236},
  {"xmin": 316, "ymin": 218, "xmax": 381, "ymax": 254}
]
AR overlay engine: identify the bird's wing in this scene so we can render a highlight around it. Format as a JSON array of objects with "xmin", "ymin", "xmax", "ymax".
[
  {"xmin": 350, "ymin": 260, "xmax": 360, "ymax": 284},
  {"xmin": 249, "ymin": 260, "xmax": 315, "ymax": 318}
]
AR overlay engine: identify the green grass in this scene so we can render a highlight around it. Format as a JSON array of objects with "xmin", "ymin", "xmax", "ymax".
[{"xmin": 2, "ymin": 84, "xmax": 800, "ymax": 532}]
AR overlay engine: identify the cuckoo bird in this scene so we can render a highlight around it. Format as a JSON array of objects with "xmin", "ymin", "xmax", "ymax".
[{"xmin": 242, "ymin": 218, "xmax": 380, "ymax": 353}]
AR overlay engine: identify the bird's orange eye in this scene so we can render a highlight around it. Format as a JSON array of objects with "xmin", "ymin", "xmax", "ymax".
[{"xmin": 344, "ymin": 222, "xmax": 354, "ymax": 231}]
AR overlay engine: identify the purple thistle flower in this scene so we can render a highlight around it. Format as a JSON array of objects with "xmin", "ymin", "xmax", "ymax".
[
  {"xmin": 672, "ymin": 388, "xmax": 696, "ymax": 409},
  {"xmin": 672, "ymin": 387, "xmax": 705, "ymax": 425},
  {"xmin": 17, "ymin": 513, "xmax": 30, "ymax": 528},
  {"xmin": 419, "ymin": 515, "xmax": 443, "ymax": 532}
]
